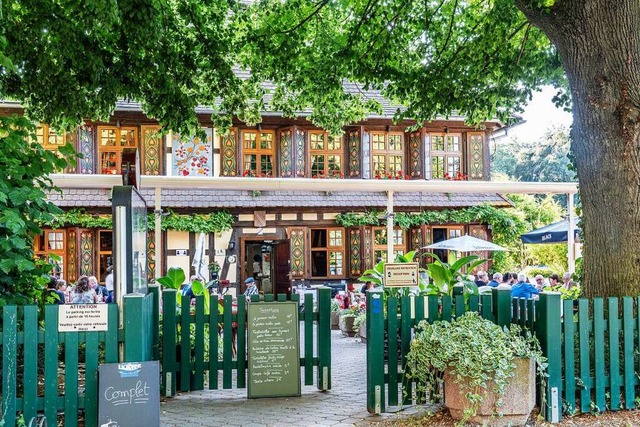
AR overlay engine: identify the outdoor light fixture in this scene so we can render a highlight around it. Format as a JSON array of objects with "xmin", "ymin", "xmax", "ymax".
[{"xmin": 227, "ymin": 240, "xmax": 236, "ymax": 251}]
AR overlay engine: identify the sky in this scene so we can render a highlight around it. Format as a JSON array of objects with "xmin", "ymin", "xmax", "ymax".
[{"xmin": 507, "ymin": 86, "xmax": 573, "ymax": 143}]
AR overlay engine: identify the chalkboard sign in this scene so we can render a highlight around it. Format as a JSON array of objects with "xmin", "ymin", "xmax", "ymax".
[
  {"xmin": 98, "ymin": 361, "xmax": 160, "ymax": 427},
  {"xmin": 248, "ymin": 302, "xmax": 301, "ymax": 398}
]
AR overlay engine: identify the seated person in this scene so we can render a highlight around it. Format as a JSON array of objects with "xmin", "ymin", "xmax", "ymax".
[{"xmin": 511, "ymin": 273, "xmax": 540, "ymax": 299}]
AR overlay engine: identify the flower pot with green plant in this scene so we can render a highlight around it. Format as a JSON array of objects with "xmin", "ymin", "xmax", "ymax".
[
  {"xmin": 330, "ymin": 299, "xmax": 341, "ymax": 330},
  {"xmin": 339, "ymin": 305, "xmax": 360, "ymax": 337},
  {"xmin": 406, "ymin": 312, "xmax": 546, "ymax": 427}
]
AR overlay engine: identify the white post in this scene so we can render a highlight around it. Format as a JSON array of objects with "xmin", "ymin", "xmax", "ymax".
[
  {"xmin": 567, "ymin": 192, "xmax": 576, "ymax": 273},
  {"xmin": 386, "ymin": 191, "xmax": 394, "ymax": 263},
  {"xmin": 155, "ymin": 186, "xmax": 163, "ymax": 280}
]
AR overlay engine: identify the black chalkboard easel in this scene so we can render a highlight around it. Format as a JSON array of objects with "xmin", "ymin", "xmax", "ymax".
[{"xmin": 247, "ymin": 302, "xmax": 301, "ymax": 398}]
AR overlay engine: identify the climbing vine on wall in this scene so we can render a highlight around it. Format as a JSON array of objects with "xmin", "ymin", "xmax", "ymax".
[{"xmin": 44, "ymin": 209, "xmax": 235, "ymax": 233}]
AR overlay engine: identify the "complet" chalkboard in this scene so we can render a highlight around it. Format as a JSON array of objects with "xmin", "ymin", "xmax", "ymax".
[{"xmin": 247, "ymin": 302, "xmax": 301, "ymax": 398}]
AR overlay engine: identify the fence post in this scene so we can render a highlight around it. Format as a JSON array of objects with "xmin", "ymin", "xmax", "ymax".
[
  {"xmin": 162, "ymin": 289, "xmax": 177, "ymax": 396},
  {"xmin": 492, "ymin": 288, "xmax": 511, "ymax": 328},
  {"xmin": 367, "ymin": 289, "xmax": 385, "ymax": 414},
  {"xmin": 123, "ymin": 294, "xmax": 152, "ymax": 362},
  {"xmin": 317, "ymin": 287, "xmax": 331, "ymax": 390},
  {"xmin": 149, "ymin": 284, "xmax": 160, "ymax": 361},
  {"xmin": 536, "ymin": 292, "xmax": 562, "ymax": 423}
]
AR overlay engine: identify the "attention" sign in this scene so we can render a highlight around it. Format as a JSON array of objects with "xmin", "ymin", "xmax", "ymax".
[{"xmin": 58, "ymin": 304, "xmax": 109, "ymax": 332}]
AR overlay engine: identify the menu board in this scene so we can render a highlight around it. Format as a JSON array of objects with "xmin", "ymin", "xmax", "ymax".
[{"xmin": 248, "ymin": 302, "xmax": 301, "ymax": 398}]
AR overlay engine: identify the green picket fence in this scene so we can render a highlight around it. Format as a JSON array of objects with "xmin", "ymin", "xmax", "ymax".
[
  {"xmin": 161, "ymin": 287, "xmax": 332, "ymax": 396},
  {"xmin": 366, "ymin": 289, "xmax": 564, "ymax": 420},
  {"xmin": 0, "ymin": 293, "xmax": 155, "ymax": 427}
]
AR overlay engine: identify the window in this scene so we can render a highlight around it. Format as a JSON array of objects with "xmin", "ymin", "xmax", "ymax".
[
  {"xmin": 430, "ymin": 133, "xmax": 462, "ymax": 179},
  {"xmin": 309, "ymin": 131, "xmax": 342, "ymax": 177},
  {"xmin": 242, "ymin": 130, "xmax": 275, "ymax": 177},
  {"xmin": 34, "ymin": 229, "xmax": 66, "ymax": 278},
  {"xmin": 310, "ymin": 228, "xmax": 345, "ymax": 278},
  {"xmin": 372, "ymin": 227, "xmax": 405, "ymax": 262},
  {"xmin": 98, "ymin": 126, "xmax": 138, "ymax": 174},
  {"xmin": 431, "ymin": 226, "xmax": 464, "ymax": 261},
  {"xmin": 97, "ymin": 230, "xmax": 113, "ymax": 283},
  {"xmin": 35, "ymin": 124, "xmax": 71, "ymax": 151},
  {"xmin": 371, "ymin": 132, "xmax": 404, "ymax": 177}
]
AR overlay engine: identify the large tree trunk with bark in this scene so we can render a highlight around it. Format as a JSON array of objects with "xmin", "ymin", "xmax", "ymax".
[{"xmin": 517, "ymin": 0, "xmax": 640, "ymax": 298}]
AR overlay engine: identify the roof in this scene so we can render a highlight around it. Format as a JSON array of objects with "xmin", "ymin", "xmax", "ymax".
[{"xmin": 47, "ymin": 188, "xmax": 511, "ymax": 211}]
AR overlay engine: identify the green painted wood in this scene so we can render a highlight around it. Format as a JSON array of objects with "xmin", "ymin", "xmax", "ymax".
[
  {"xmin": 387, "ymin": 297, "xmax": 399, "ymax": 406},
  {"xmin": 414, "ymin": 295, "xmax": 425, "ymax": 325},
  {"xmin": 2, "ymin": 306, "xmax": 17, "ymax": 427},
  {"xmin": 85, "ymin": 332, "xmax": 100, "ymax": 427},
  {"xmin": 265, "ymin": 294, "xmax": 274, "ymax": 302},
  {"xmin": 366, "ymin": 290, "xmax": 385, "ymax": 413},
  {"xmin": 251, "ymin": 294, "xmax": 260, "ymax": 302},
  {"xmin": 180, "ymin": 296, "xmax": 192, "ymax": 391},
  {"xmin": 149, "ymin": 284, "xmax": 161, "ymax": 360},
  {"xmin": 23, "ymin": 305, "xmax": 38, "ymax": 423},
  {"xmin": 608, "ymin": 298, "xmax": 621, "ymax": 410},
  {"xmin": 441, "ymin": 295, "xmax": 452, "ymax": 322},
  {"xmin": 519, "ymin": 298, "xmax": 527, "ymax": 328},
  {"xmin": 304, "ymin": 293, "xmax": 313, "ymax": 386},
  {"xmin": 454, "ymin": 295, "xmax": 465, "ymax": 318},
  {"xmin": 562, "ymin": 299, "xmax": 576, "ymax": 413},
  {"xmin": 468, "ymin": 294, "xmax": 479, "ymax": 313},
  {"xmin": 64, "ymin": 332, "xmax": 79, "ymax": 427},
  {"xmin": 493, "ymin": 289, "xmax": 511, "ymax": 328},
  {"xmin": 578, "ymin": 299, "xmax": 591, "ymax": 414},
  {"xmin": 593, "ymin": 298, "xmax": 605, "ymax": 412},
  {"xmin": 209, "ymin": 300, "xmax": 219, "ymax": 390},
  {"xmin": 480, "ymin": 294, "xmax": 493, "ymax": 321},
  {"xmin": 317, "ymin": 287, "xmax": 331, "ymax": 390},
  {"xmin": 527, "ymin": 299, "xmax": 535, "ymax": 330},
  {"xmin": 277, "ymin": 293, "xmax": 287, "ymax": 302},
  {"xmin": 535, "ymin": 293, "xmax": 562, "ymax": 422},
  {"xmin": 427, "ymin": 295, "xmax": 438, "ymax": 323},
  {"xmin": 44, "ymin": 305, "xmax": 59, "ymax": 422},
  {"xmin": 622, "ymin": 297, "xmax": 635, "ymax": 409},
  {"xmin": 105, "ymin": 304, "xmax": 119, "ymax": 363},
  {"xmin": 511, "ymin": 298, "xmax": 518, "ymax": 324},
  {"xmin": 162, "ymin": 290, "xmax": 177, "ymax": 396},
  {"xmin": 222, "ymin": 295, "xmax": 233, "ymax": 389},
  {"xmin": 401, "ymin": 296, "xmax": 412, "ymax": 405},
  {"xmin": 237, "ymin": 295, "xmax": 247, "ymax": 388},
  {"xmin": 194, "ymin": 296, "xmax": 205, "ymax": 390},
  {"xmin": 124, "ymin": 295, "xmax": 145, "ymax": 362}
]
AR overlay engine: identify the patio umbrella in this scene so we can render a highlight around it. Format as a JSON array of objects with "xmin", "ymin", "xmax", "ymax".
[
  {"xmin": 191, "ymin": 232, "xmax": 209, "ymax": 282},
  {"xmin": 520, "ymin": 218, "xmax": 580, "ymax": 244},
  {"xmin": 423, "ymin": 235, "xmax": 508, "ymax": 252}
]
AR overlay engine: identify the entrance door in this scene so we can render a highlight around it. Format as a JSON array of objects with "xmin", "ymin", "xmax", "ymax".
[{"xmin": 274, "ymin": 241, "xmax": 291, "ymax": 296}]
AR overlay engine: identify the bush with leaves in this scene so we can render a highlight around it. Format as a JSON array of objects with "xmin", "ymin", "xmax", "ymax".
[
  {"xmin": 0, "ymin": 116, "xmax": 75, "ymax": 308},
  {"xmin": 406, "ymin": 312, "xmax": 546, "ymax": 426}
]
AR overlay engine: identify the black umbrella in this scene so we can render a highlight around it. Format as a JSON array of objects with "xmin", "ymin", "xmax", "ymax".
[{"xmin": 520, "ymin": 218, "xmax": 580, "ymax": 244}]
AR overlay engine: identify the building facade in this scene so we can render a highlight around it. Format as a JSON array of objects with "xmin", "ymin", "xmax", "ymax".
[{"xmin": 2, "ymin": 100, "xmax": 509, "ymax": 293}]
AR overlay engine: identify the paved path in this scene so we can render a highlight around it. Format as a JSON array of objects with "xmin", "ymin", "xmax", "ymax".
[{"xmin": 160, "ymin": 330, "xmax": 428, "ymax": 426}]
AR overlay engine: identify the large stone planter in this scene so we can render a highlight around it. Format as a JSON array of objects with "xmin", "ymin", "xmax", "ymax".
[
  {"xmin": 331, "ymin": 311, "xmax": 340, "ymax": 330},
  {"xmin": 339, "ymin": 315, "xmax": 356, "ymax": 337},
  {"xmin": 358, "ymin": 323, "xmax": 367, "ymax": 342},
  {"xmin": 444, "ymin": 357, "xmax": 535, "ymax": 427}
]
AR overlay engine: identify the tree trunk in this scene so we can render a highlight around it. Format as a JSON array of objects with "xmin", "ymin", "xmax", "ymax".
[{"xmin": 517, "ymin": 0, "xmax": 640, "ymax": 298}]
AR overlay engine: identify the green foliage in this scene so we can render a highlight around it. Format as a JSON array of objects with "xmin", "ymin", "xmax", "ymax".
[
  {"xmin": 44, "ymin": 208, "xmax": 235, "ymax": 234},
  {"xmin": 330, "ymin": 299, "xmax": 341, "ymax": 313},
  {"xmin": 422, "ymin": 253, "xmax": 484, "ymax": 298},
  {"xmin": 353, "ymin": 312, "xmax": 366, "ymax": 335},
  {"xmin": 406, "ymin": 313, "xmax": 546, "ymax": 426},
  {"xmin": 0, "ymin": 116, "xmax": 72, "ymax": 306},
  {"xmin": 358, "ymin": 251, "xmax": 428, "ymax": 298},
  {"xmin": 157, "ymin": 267, "xmax": 186, "ymax": 307},
  {"xmin": 543, "ymin": 284, "xmax": 581, "ymax": 300},
  {"xmin": 335, "ymin": 210, "xmax": 380, "ymax": 227}
]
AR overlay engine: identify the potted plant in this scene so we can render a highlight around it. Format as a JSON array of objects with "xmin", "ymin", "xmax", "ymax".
[
  {"xmin": 339, "ymin": 305, "xmax": 360, "ymax": 337},
  {"xmin": 330, "ymin": 299, "xmax": 341, "ymax": 330},
  {"xmin": 406, "ymin": 312, "xmax": 546, "ymax": 427},
  {"xmin": 354, "ymin": 312, "xmax": 367, "ymax": 342}
]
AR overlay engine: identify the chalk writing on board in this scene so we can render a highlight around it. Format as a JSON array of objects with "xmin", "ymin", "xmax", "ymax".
[
  {"xmin": 248, "ymin": 302, "xmax": 300, "ymax": 398},
  {"xmin": 104, "ymin": 380, "xmax": 151, "ymax": 406}
]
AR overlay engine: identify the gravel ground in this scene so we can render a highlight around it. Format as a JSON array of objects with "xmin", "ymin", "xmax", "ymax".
[{"xmin": 372, "ymin": 407, "xmax": 640, "ymax": 426}]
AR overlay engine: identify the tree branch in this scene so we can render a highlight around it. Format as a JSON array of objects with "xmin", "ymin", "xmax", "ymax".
[
  {"xmin": 276, "ymin": 0, "xmax": 330, "ymax": 35},
  {"xmin": 435, "ymin": 0, "xmax": 459, "ymax": 59}
]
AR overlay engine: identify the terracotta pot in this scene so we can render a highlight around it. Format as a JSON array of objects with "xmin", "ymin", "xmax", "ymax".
[
  {"xmin": 444, "ymin": 357, "xmax": 535, "ymax": 427},
  {"xmin": 339, "ymin": 315, "xmax": 356, "ymax": 337},
  {"xmin": 331, "ymin": 311, "xmax": 340, "ymax": 330}
]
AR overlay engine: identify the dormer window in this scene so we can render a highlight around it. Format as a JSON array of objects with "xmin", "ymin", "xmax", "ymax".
[
  {"xmin": 371, "ymin": 132, "xmax": 404, "ymax": 178},
  {"xmin": 98, "ymin": 126, "xmax": 138, "ymax": 174},
  {"xmin": 309, "ymin": 131, "xmax": 343, "ymax": 178},
  {"xmin": 242, "ymin": 130, "xmax": 275, "ymax": 177},
  {"xmin": 430, "ymin": 133, "xmax": 461, "ymax": 179}
]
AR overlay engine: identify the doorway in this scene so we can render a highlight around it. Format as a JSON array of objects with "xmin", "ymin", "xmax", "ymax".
[{"xmin": 243, "ymin": 239, "xmax": 291, "ymax": 296}]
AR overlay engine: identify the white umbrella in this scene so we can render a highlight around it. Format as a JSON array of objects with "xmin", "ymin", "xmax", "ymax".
[
  {"xmin": 191, "ymin": 232, "xmax": 209, "ymax": 282},
  {"xmin": 423, "ymin": 235, "xmax": 508, "ymax": 252}
]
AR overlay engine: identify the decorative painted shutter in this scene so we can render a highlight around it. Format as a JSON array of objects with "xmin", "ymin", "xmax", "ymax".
[
  {"xmin": 78, "ymin": 125, "xmax": 94, "ymax": 174},
  {"xmin": 67, "ymin": 228, "xmax": 78, "ymax": 283},
  {"xmin": 362, "ymin": 227, "xmax": 373, "ymax": 271},
  {"xmin": 147, "ymin": 229, "xmax": 156, "ymax": 281},
  {"xmin": 349, "ymin": 228, "xmax": 362, "ymax": 278},
  {"xmin": 289, "ymin": 227, "xmax": 306, "ymax": 278},
  {"xmin": 408, "ymin": 130, "xmax": 423, "ymax": 178},
  {"xmin": 220, "ymin": 128, "xmax": 238, "ymax": 176},
  {"xmin": 467, "ymin": 132, "xmax": 485, "ymax": 180},
  {"xmin": 346, "ymin": 128, "xmax": 361, "ymax": 177},
  {"xmin": 294, "ymin": 127, "xmax": 306, "ymax": 177},
  {"xmin": 141, "ymin": 125, "xmax": 162, "ymax": 175},
  {"xmin": 80, "ymin": 229, "xmax": 94, "ymax": 277},
  {"xmin": 279, "ymin": 127, "xmax": 294, "ymax": 177}
]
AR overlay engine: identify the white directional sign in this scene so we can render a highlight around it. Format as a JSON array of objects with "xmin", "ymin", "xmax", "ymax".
[
  {"xmin": 58, "ymin": 304, "xmax": 109, "ymax": 332},
  {"xmin": 384, "ymin": 263, "xmax": 420, "ymax": 287}
]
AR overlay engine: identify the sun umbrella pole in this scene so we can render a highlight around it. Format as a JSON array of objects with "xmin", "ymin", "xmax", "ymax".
[
  {"xmin": 387, "ymin": 191, "xmax": 394, "ymax": 263},
  {"xmin": 568, "ymin": 193, "xmax": 576, "ymax": 274}
]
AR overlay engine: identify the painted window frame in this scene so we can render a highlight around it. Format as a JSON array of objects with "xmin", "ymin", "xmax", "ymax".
[
  {"xmin": 430, "ymin": 133, "xmax": 462, "ymax": 179},
  {"xmin": 372, "ymin": 226, "xmax": 406, "ymax": 262},
  {"xmin": 34, "ymin": 229, "xmax": 66, "ymax": 278},
  {"xmin": 241, "ymin": 129, "xmax": 276, "ymax": 177},
  {"xmin": 308, "ymin": 130, "xmax": 343, "ymax": 178},
  {"xmin": 97, "ymin": 126, "xmax": 139, "ymax": 175},
  {"xmin": 371, "ymin": 131, "xmax": 405, "ymax": 178},
  {"xmin": 310, "ymin": 227, "xmax": 345, "ymax": 278},
  {"xmin": 35, "ymin": 124, "xmax": 72, "ymax": 151},
  {"xmin": 97, "ymin": 230, "xmax": 113, "ymax": 284}
]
